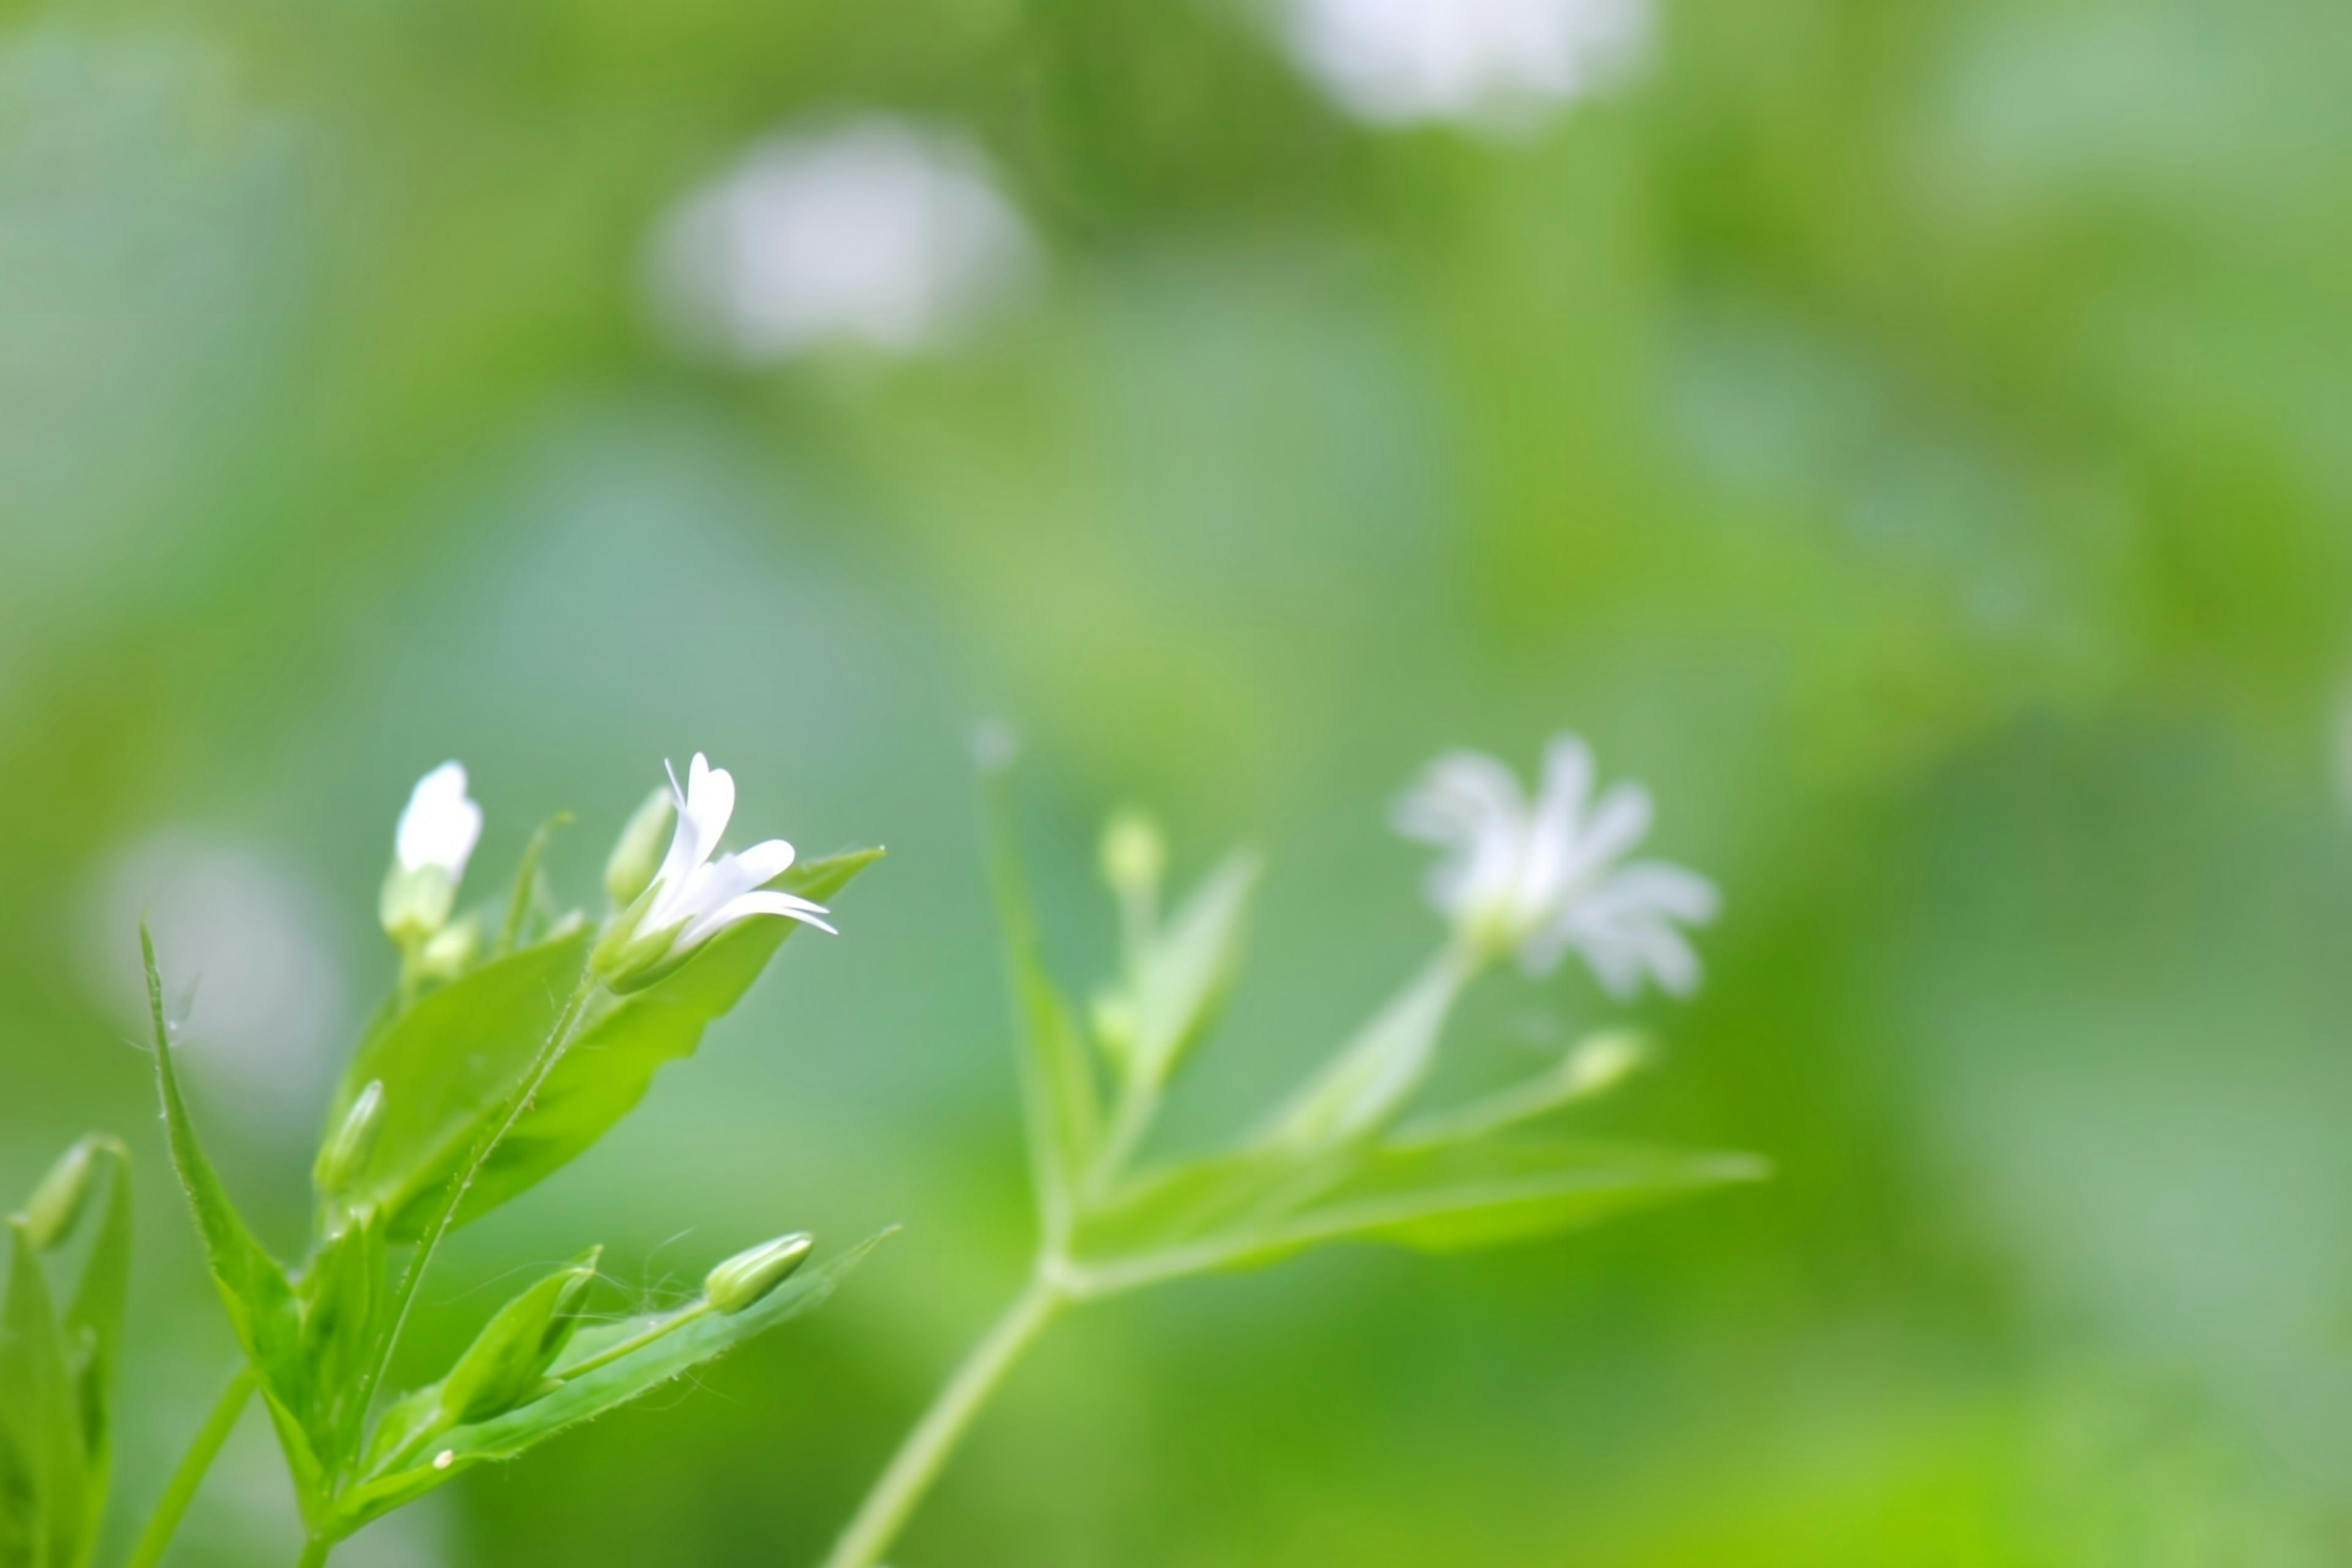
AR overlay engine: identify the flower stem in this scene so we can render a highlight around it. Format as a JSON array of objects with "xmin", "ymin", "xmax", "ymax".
[
  {"xmin": 820, "ymin": 1273, "xmax": 1064, "ymax": 1568},
  {"xmin": 124, "ymin": 1367, "xmax": 255, "ymax": 1568},
  {"xmin": 297, "ymin": 1534, "xmax": 333, "ymax": 1568},
  {"xmin": 351, "ymin": 970, "xmax": 603, "ymax": 1446}
]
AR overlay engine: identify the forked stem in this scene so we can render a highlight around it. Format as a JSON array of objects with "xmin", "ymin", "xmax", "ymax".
[
  {"xmin": 124, "ymin": 1367, "xmax": 255, "ymax": 1568},
  {"xmin": 820, "ymin": 1273, "xmax": 1065, "ymax": 1568}
]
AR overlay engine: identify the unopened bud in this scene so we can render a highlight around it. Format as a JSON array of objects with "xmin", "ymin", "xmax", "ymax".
[
  {"xmin": 380, "ymin": 863, "xmax": 457, "ymax": 944},
  {"xmin": 1088, "ymin": 989, "xmax": 1138, "ymax": 1066},
  {"xmin": 1563, "ymin": 1031, "xmax": 1650, "ymax": 1096},
  {"xmin": 413, "ymin": 913, "xmax": 481, "ymax": 982},
  {"xmin": 703, "ymin": 1233, "xmax": 813, "ymax": 1315},
  {"xmin": 604, "ymin": 786, "xmax": 676, "ymax": 908},
  {"xmin": 1099, "ymin": 811, "xmax": 1166, "ymax": 897},
  {"xmin": 317, "ymin": 1081, "xmax": 386, "ymax": 1197},
  {"xmin": 21, "ymin": 1136, "xmax": 102, "ymax": 1251},
  {"xmin": 440, "ymin": 1248, "xmax": 601, "ymax": 1423}
]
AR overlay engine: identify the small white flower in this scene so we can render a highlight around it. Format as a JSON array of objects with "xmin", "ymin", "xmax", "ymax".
[
  {"xmin": 1393, "ymin": 734, "xmax": 1716, "ymax": 997},
  {"xmin": 395, "ymin": 762, "xmax": 483, "ymax": 881},
  {"xmin": 595, "ymin": 752, "xmax": 831, "ymax": 990},
  {"xmin": 1279, "ymin": 0, "xmax": 1651, "ymax": 132}
]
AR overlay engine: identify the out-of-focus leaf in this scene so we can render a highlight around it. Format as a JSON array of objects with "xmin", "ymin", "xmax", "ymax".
[
  {"xmin": 319, "ymin": 930, "xmax": 594, "ymax": 1239},
  {"xmin": 331, "ymin": 1232, "xmax": 889, "ymax": 1535},
  {"xmin": 1127, "ymin": 851, "xmax": 1258, "ymax": 1090},
  {"xmin": 1, "ymin": 1221, "xmax": 85, "ymax": 1568},
  {"xmin": 1267, "ymin": 1139, "xmax": 1766, "ymax": 1256},
  {"xmin": 454, "ymin": 849, "xmax": 881, "ymax": 1229},
  {"xmin": 1072, "ymin": 1140, "xmax": 1762, "ymax": 1292},
  {"xmin": 58, "ymin": 1140, "xmax": 130, "ymax": 1561},
  {"xmin": 143, "ymin": 929, "xmax": 317, "ymax": 1502},
  {"xmin": 982, "ymin": 772, "xmax": 1102, "ymax": 1239},
  {"xmin": 1261, "ymin": 949, "xmax": 1474, "ymax": 1149}
]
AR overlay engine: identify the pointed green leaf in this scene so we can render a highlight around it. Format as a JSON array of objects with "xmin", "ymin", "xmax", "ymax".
[
  {"xmin": 1261, "ymin": 949, "xmax": 1474, "ymax": 1150},
  {"xmin": 59, "ymin": 1140, "xmax": 130, "ymax": 1563},
  {"xmin": 1268, "ymin": 1139, "xmax": 1766, "ymax": 1256},
  {"xmin": 1, "ymin": 1221, "xmax": 85, "ymax": 1568},
  {"xmin": 455, "ymin": 850, "xmax": 881, "ymax": 1231},
  {"xmin": 1128, "ymin": 852, "xmax": 1258, "ymax": 1090},
  {"xmin": 143, "ymin": 931, "xmax": 308, "ymax": 1458},
  {"xmin": 324, "ymin": 851, "xmax": 878, "ymax": 1240},
  {"xmin": 295, "ymin": 1210, "xmax": 385, "ymax": 1476},
  {"xmin": 333, "ymin": 1232, "xmax": 888, "ymax": 1535},
  {"xmin": 982, "ymin": 772, "xmax": 1102, "ymax": 1238},
  {"xmin": 1070, "ymin": 1145, "xmax": 1351, "ymax": 1265}
]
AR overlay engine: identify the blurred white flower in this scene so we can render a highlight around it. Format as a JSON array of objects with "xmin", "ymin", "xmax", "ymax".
[
  {"xmin": 647, "ymin": 116, "xmax": 1035, "ymax": 363},
  {"xmin": 1394, "ymin": 734, "xmax": 1716, "ymax": 996},
  {"xmin": 1279, "ymin": 0, "xmax": 1651, "ymax": 129},
  {"xmin": 394, "ymin": 761, "xmax": 482, "ymax": 879},
  {"xmin": 594, "ymin": 752, "xmax": 831, "ymax": 990},
  {"xmin": 80, "ymin": 833, "xmax": 346, "ymax": 1125}
]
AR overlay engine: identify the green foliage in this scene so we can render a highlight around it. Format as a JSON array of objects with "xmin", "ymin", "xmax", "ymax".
[
  {"xmin": 134, "ymin": 797, "xmax": 880, "ymax": 1557},
  {"xmin": 1, "ymin": 1136, "xmax": 131, "ymax": 1568}
]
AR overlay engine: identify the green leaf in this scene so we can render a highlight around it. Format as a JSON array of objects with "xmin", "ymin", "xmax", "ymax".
[
  {"xmin": 295, "ymin": 1210, "xmax": 385, "ymax": 1476},
  {"xmin": 1265, "ymin": 1139, "xmax": 1766, "ymax": 1256},
  {"xmin": 1260, "ymin": 948, "xmax": 1474, "ymax": 1150},
  {"xmin": 59, "ymin": 1141, "xmax": 130, "ymax": 1564},
  {"xmin": 982, "ymin": 771, "xmax": 1102, "ymax": 1238},
  {"xmin": 455, "ymin": 850, "xmax": 882, "ymax": 1231},
  {"xmin": 143, "ymin": 929, "xmax": 318, "ymax": 1504},
  {"xmin": 1069, "ymin": 1145, "xmax": 1352, "ymax": 1265},
  {"xmin": 320, "ymin": 929, "xmax": 594, "ymax": 1238},
  {"xmin": 332, "ymin": 1232, "xmax": 889, "ymax": 1535},
  {"xmin": 325, "ymin": 851, "xmax": 879, "ymax": 1239},
  {"xmin": 1, "ymin": 1221, "xmax": 85, "ymax": 1568},
  {"xmin": 1127, "ymin": 852, "xmax": 1258, "ymax": 1091}
]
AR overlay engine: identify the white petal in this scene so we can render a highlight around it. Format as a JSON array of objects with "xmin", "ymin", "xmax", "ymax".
[
  {"xmin": 685, "ymin": 889, "xmax": 835, "ymax": 946},
  {"xmin": 728, "ymin": 838, "xmax": 797, "ymax": 887},
  {"xmin": 395, "ymin": 761, "xmax": 484, "ymax": 876},
  {"xmin": 1519, "ymin": 734, "xmax": 1596, "ymax": 914},
  {"xmin": 1608, "ymin": 861, "xmax": 1719, "ymax": 923}
]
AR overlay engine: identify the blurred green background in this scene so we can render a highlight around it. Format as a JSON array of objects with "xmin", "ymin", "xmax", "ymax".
[{"xmin": 5, "ymin": 0, "xmax": 2351, "ymax": 1561}]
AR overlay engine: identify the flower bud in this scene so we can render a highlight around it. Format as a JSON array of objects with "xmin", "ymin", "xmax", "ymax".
[
  {"xmin": 316, "ymin": 1081, "xmax": 386, "ymax": 1198},
  {"xmin": 1562, "ymin": 1031, "xmax": 1649, "ymax": 1096},
  {"xmin": 380, "ymin": 862, "xmax": 458, "ymax": 943},
  {"xmin": 604, "ymin": 786, "xmax": 676, "ymax": 908},
  {"xmin": 1099, "ymin": 811, "xmax": 1166, "ymax": 899},
  {"xmin": 440, "ymin": 1248, "xmax": 601, "ymax": 1423},
  {"xmin": 703, "ymin": 1233, "xmax": 813, "ymax": 1315},
  {"xmin": 21, "ymin": 1136, "xmax": 102, "ymax": 1251},
  {"xmin": 589, "ymin": 883, "xmax": 682, "ymax": 994}
]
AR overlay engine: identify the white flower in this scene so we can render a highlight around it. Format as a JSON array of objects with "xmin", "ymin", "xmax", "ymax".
[
  {"xmin": 1393, "ymin": 734, "xmax": 1716, "ymax": 997},
  {"xmin": 1279, "ymin": 0, "xmax": 1651, "ymax": 130},
  {"xmin": 395, "ymin": 762, "xmax": 483, "ymax": 880},
  {"xmin": 647, "ymin": 116, "xmax": 1035, "ymax": 363},
  {"xmin": 595, "ymin": 753, "xmax": 832, "ymax": 990}
]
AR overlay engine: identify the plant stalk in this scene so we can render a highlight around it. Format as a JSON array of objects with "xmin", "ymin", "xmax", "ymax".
[
  {"xmin": 820, "ymin": 1273, "xmax": 1063, "ymax": 1568},
  {"xmin": 296, "ymin": 1534, "xmax": 333, "ymax": 1568},
  {"xmin": 124, "ymin": 1368, "xmax": 256, "ymax": 1568}
]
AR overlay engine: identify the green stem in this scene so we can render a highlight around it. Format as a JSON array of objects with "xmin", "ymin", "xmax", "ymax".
[
  {"xmin": 124, "ymin": 1368, "xmax": 255, "ymax": 1568},
  {"xmin": 555, "ymin": 1301, "xmax": 712, "ymax": 1382},
  {"xmin": 296, "ymin": 1534, "xmax": 333, "ymax": 1568},
  {"xmin": 350, "ymin": 971, "xmax": 603, "ymax": 1445},
  {"xmin": 820, "ymin": 1274, "xmax": 1064, "ymax": 1568}
]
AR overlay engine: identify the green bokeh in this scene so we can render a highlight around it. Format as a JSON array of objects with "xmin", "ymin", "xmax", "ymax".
[{"xmin": 4, "ymin": 0, "xmax": 2350, "ymax": 1561}]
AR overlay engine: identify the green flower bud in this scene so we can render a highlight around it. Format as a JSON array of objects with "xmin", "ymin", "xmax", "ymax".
[
  {"xmin": 589, "ymin": 882, "xmax": 682, "ymax": 993},
  {"xmin": 413, "ymin": 913, "xmax": 481, "ymax": 982},
  {"xmin": 316, "ymin": 1080, "xmax": 386, "ymax": 1198},
  {"xmin": 1562, "ymin": 1031, "xmax": 1650, "ymax": 1096},
  {"xmin": 21, "ymin": 1136, "xmax": 102, "ymax": 1251},
  {"xmin": 440, "ymin": 1248, "xmax": 601, "ymax": 1423},
  {"xmin": 605, "ymin": 786, "xmax": 676, "ymax": 908},
  {"xmin": 703, "ymin": 1233, "xmax": 813, "ymax": 1315},
  {"xmin": 379, "ymin": 862, "xmax": 457, "ymax": 943},
  {"xmin": 1099, "ymin": 811, "xmax": 1166, "ymax": 899}
]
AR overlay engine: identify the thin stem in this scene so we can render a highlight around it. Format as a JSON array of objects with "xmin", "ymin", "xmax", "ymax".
[
  {"xmin": 350, "ymin": 970, "xmax": 603, "ymax": 1445},
  {"xmin": 820, "ymin": 1274, "xmax": 1063, "ymax": 1568},
  {"xmin": 124, "ymin": 1368, "xmax": 255, "ymax": 1568},
  {"xmin": 555, "ymin": 1301, "xmax": 712, "ymax": 1382},
  {"xmin": 296, "ymin": 1535, "xmax": 333, "ymax": 1568}
]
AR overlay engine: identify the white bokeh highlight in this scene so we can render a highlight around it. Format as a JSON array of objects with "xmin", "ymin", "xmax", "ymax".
[
  {"xmin": 647, "ymin": 116, "xmax": 1036, "ymax": 363},
  {"xmin": 1279, "ymin": 0, "xmax": 1651, "ymax": 129}
]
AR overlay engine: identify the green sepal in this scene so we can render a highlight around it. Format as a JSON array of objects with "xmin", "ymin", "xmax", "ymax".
[
  {"xmin": 296, "ymin": 1210, "xmax": 386, "ymax": 1476},
  {"xmin": 1, "ymin": 1219, "xmax": 85, "ymax": 1568}
]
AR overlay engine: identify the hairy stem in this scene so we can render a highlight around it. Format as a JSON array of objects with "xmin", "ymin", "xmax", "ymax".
[
  {"xmin": 124, "ymin": 1368, "xmax": 255, "ymax": 1568},
  {"xmin": 820, "ymin": 1274, "xmax": 1063, "ymax": 1568},
  {"xmin": 350, "ymin": 970, "xmax": 603, "ymax": 1449}
]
